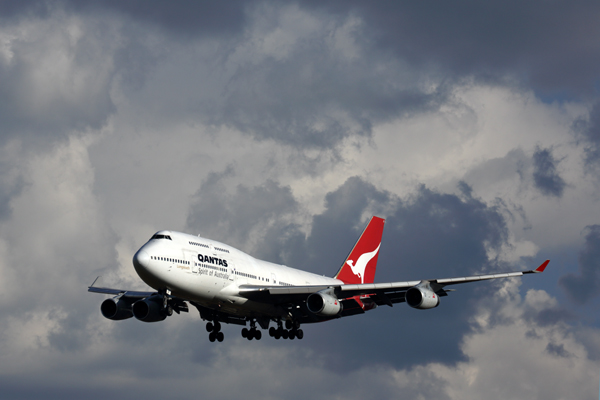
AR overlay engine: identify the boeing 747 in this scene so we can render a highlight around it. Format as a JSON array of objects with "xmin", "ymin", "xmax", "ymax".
[{"xmin": 88, "ymin": 216, "xmax": 549, "ymax": 342}]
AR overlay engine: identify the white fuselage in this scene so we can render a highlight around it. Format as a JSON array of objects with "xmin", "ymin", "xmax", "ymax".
[{"xmin": 133, "ymin": 230, "xmax": 342, "ymax": 318}]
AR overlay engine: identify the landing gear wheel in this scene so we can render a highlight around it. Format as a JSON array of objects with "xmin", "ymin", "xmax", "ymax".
[
  {"xmin": 217, "ymin": 332, "xmax": 224, "ymax": 342},
  {"xmin": 213, "ymin": 321, "xmax": 221, "ymax": 332},
  {"xmin": 289, "ymin": 330, "xmax": 296, "ymax": 340},
  {"xmin": 209, "ymin": 332, "xmax": 216, "ymax": 342},
  {"xmin": 274, "ymin": 329, "xmax": 281, "ymax": 339},
  {"xmin": 285, "ymin": 320, "xmax": 293, "ymax": 330},
  {"xmin": 269, "ymin": 327, "xmax": 276, "ymax": 337},
  {"xmin": 241, "ymin": 328, "xmax": 249, "ymax": 338},
  {"xmin": 282, "ymin": 330, "xmax": 289, "ymax": 339},
  {"xmin": 255, "ymin": 330, "xmax": 262, "ymax": 340},
  {"xmin": 206, "ymin": 322, "xmax": 214, "ymax": 332},
  {"xmin": 296, "ymin": 329, "xmax": 304, "ymax": 339}
]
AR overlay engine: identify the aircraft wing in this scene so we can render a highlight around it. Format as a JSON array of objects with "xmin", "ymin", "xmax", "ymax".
[
  {"xmin": 88, "ymin": 286, "xmax": 155, "ymax": 298},
  {"xmin": 87, "ymin": 277, "xmax": 156, "ymax": 298},
  {"xmin": 238, "ymin": 260, "xmax": 550, "ymax": 308}
]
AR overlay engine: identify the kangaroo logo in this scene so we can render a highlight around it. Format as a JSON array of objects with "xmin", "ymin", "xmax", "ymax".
[{"xmin": 346, "ymin": 244, "xmax": 380, "ymax": 284}]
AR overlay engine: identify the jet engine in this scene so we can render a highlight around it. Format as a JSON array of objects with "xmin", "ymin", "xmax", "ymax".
[
  {"xmin": 405, "ymin": 284, "xmax": 440, "ymax": 310},
  {"xmin": 101, "ymin": 297, "xmax": 134, "ymax": 320},
  {"xmin": 306, "ymin": 291, "xmax": 342, "ymax": 316},
  {"xmin": 132, "ymin": 296, "xmax": 167, "ymax": 322}
]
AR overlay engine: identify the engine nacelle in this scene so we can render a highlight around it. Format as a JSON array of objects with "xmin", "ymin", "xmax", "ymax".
[
  {"xmin": 101, "ymin": 297, "xmax": 134, "ymax": 320},
  {"xmin": 405, "ymin": 284, "xmax": 440, "ymax": 310},
  {"xmin": 306, "ymin": 292, "xmax": 342, "ymax": 316},
  {"xmin": 132, "ymin": 296, "xmax": 167, "ymax": 322}
]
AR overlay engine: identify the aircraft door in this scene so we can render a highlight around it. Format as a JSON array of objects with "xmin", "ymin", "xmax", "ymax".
[
  {"xmin": 184, "ymin": 250, "xmax": 198, "ymax": 273},
  {"xmin": 271, "ymin": 273, "xmax": 277, "ymax": 285}
]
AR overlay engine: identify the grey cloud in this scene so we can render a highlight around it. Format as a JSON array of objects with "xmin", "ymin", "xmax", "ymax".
[
  {"xmin": 305, "ymin": 180, "xmax": 517, "ymax": 368},
  {"xmin": 0, "ymin": 0, "xmax": 248, "ymax": 39},
  {"xmin": 21, "ymin": 0, "xmax": 598, "ymax": 100},
  {"xmin": 303, "ymin": 1, "xmax": 600, "ymax": 98},
  {"xmin": 560, "ymin": 225, "xmax": 600, "ymax": 304},
  {"xmin": 532, "ymin": 146, "xmax": 566, "ymax": 198},
  {"xmin": 210, "ymin": 51, "xmax": 445, "ymax": 149},
  {"xmin": 0, "ymin": 12, "xmax": 117, "ymax": 144},
  {"xmin": 546, "ymin": 342, "xmax": 572, "ymax": 358},
  {"xmin": 573, "ymin": 101, "xmax": 600, "ymax": 169},
  {"xmin": 71, "ymin": 0, "xmax": 248, "ymax": 39},
  {"xmin": 187, "ymin": 175, "xmax": 514, "ymax": 368},
  {"xmin": 186, "ymin": 167, "xmax": 301, "ymax": 252}
]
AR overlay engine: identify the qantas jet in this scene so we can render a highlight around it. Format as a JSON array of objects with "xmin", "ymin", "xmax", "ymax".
[{"xmin": 89, "ymin": 216, "xmax": 549, "ymax": 342}]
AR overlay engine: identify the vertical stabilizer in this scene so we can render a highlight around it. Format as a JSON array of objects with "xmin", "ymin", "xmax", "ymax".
[{"xmin": 334, "ymin": 216, "xmax": 385, "ymax": 284}]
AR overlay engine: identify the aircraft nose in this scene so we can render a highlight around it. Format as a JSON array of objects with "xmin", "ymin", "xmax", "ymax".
[{"xmin": 133, "ymin": 249, "xmax": 150, "ymax": 271}]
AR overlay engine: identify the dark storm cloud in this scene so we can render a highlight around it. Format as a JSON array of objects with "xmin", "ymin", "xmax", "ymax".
[
  {"xmin": 532, "ymin": 146, "xmax": 566, "ymax": 198},
  {"xmin": 187, "ymin": 174, "xmax": 516, "ymax": 368},
  {"xmin": 0, "ymin": 0, "xmax": 248, "ymax": 38},
  {"xmin": 23, "ymin": 0, "xmax": 597, "ymax": 100},
  {"xmin": 560, "ymin": 225, "xmax": 600, "ymax": 304},
  {"xmin": 70, "ymin": 0, "xmax": 248, "ymax": 40},
  {"xmin": 300, "ymin": 179, "xmax": 512, "ymax": 368},
  {"xmin": 209, "ymin": 52, "xmax": 445, "ymax": 149},
  {"xmin": 7, "ymin": 1, "xmax": 598, "ymax": 151},
  {"xmin": 302, "ymin": 1, "xmax": 600, "ymax": 99}
]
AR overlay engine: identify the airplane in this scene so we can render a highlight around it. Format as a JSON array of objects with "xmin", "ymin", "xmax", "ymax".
[{"xmin": 88, "ymin": 216, "xmax": 549, "ymax": 342}]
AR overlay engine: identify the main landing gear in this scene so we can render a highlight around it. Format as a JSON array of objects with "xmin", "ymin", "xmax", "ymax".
[
  {"xmin": 268, "ymin": 320, "xmax": 303, "ymax": 340},
  {"xmin": 206, "ymin": 320, "xmax": 224, "ymax": 342},
  {"xmin": 241, "ymin": 320, "xmax": 262, "ymax": 340}
]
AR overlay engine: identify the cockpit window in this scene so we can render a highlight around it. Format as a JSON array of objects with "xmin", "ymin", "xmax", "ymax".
[{"xmin": 151, "ymin": 234, "xmax": 172, "ymax": 240}]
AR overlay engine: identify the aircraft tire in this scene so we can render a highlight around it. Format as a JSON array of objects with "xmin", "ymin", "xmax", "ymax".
[
  {"xmin": 297, "ymin": 329, "xmax": 304, "ymax": 339},
  {"xmin": 206, "ymin": 322, "xmax": 213, "ymax": 332},
  {"xmin": 217, "ymin": 332, "xmax": 224, "ymax": 342},
  {"xmin": 241, "ymin": 328, "xmax": 248, "ymax": 338},
  {"xmin": 209, "ymin": 332, "xmax": 216, "ymax": 342},
  {"xmin": 214, "ymin": 321, "xmax": 221, "ymax": 332},
  {"xmin": 282, "ymin": 330, "xmax": 289, "ymax": 340},
  {"xmin": 255, "ymin": 330, "xmax": 262, "ymax": 340},
  {"xmin": 269, "ymin": 327, "xmax": 276, "ymax": 337}
]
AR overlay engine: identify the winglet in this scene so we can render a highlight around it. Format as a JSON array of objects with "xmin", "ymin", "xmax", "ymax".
[
  {"xmin": 89, "ymin": 276, "xmax": 101, "ymax": 288},
  {"xmin": 534, "ymin": 260, "xmax": 550, "ymax": 273}
]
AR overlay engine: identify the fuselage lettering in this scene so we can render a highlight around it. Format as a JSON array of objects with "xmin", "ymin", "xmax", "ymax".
[{"xmin": 197, "ymin": 253, "xmax": 228, "ymax": 268}]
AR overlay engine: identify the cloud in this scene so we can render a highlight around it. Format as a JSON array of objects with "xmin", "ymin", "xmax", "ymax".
[
  {"xmin": 306, "ymin": 1, "xmax": 600, "ymax": 98},
  {"xmin": 0, "ymin": 9, "xmax": 119, "ymax": 144},
  {"xmin": 0, "ymin": 2, "xmax": 599, "ymax": 399},
  {"xmin": 427, "ymin": 283, "xmax": 600, "ymax": 400},
  {"xmin": 186, "ymin": 175, "xmax": 523, "ymax": 368},
  {"xmin": 574, "ymin": 101, "xmax": 600, "ymax": 170},
  {"xmin": 560, "ymin": 225, "xmax": 600, "ymax": 304},
  {"xmin": 532, "ymin": 146, "xmax": 566, "ymax": 197}
]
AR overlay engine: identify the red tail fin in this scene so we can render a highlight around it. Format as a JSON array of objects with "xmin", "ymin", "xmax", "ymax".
[{"xmin": 334, "ymin": 216, "xmax": 385, "ymax": 284}]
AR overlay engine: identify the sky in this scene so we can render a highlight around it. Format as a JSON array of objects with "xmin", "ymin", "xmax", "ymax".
[{"xmin": 1, "ymin": 1, "xmax": 600, "ymax": 398}]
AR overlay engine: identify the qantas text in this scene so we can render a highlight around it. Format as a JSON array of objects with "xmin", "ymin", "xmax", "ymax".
[{"xmin": 198, "ymin": 254, "xmax": 228, "ymax": 267}]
